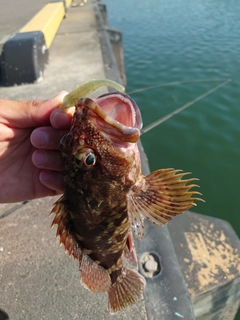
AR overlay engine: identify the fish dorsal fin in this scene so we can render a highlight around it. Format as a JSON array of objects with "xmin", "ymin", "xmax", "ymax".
[
  {"xmin": 128, "ymin": 168, "xmax": 203, "ymax": 239},
  {"xmin": 80, "ymin": 254, "xmax": 111, "ymax": 292},
  {"xmin": 108, "ymin": 268, "xmax": 146, "ymax": 314},
  {"xmin": 51, "ymin": 196, "xmax": 81, "ymax": 260}
]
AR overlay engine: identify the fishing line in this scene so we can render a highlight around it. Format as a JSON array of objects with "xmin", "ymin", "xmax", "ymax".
[
  {"xmin": 0, "ymin": 201, "xmax": 29, "ymax": 219},
  {"xmin": 128, "ymin": 78, "xmax": 231, "ymax": 95},
  {"xmin": 140, "ymin": 78, "xmax": 231, "ymax": 135}
]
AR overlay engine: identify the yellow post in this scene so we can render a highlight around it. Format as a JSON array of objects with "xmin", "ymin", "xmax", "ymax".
[{"xmin": 20, "ymin": 2, "xmax": 65, "ymax": 48}]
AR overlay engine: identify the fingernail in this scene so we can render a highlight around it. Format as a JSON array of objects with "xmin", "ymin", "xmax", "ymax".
[
  {"xmin": 31, "ymin": 129, "xmax": 48, "ymax": 147},
  {"xmin": 39, "ymin": 170, "xmax": 50, "ymax": 183},
  {"xmin": 50, "ymin": 91, "xmax": 69, "ymax": 107},
  {"xmin": 32, "ymin": 150, "xmax": 46, "ymax": 166},
  {"xmin": 51, "ymin": 110, "xmax": 71, "ymax": 128}
]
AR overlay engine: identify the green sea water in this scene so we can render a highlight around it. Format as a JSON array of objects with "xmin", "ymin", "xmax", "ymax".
[{"xmin": 104, "ymin": 0, "xmax": 240, "ymax": 317}]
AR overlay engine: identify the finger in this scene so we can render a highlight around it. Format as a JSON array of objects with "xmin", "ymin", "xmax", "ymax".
[
  {"xmin": 31, "ymin": 91, "xmax": 69, "ymax": 126},
  {"xmin": 50, "ymin": 106, "xmax": 75, "ymax": 129},
  {"xmin": 0, "ymin": 91, "xmax": 68, "ymax": 128},
  {"xmin": 31, "ymin": 127, "xmax": 68, "ymax": 149},
  {"xmin": 39, "ymin": 170, "xmax": 63, "ymax": 193},
  {"xmin": 32, "ymin": 150, "xmax": 64, "ymax": 171}
]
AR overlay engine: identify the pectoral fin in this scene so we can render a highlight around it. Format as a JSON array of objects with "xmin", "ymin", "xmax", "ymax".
[{"xmin": 128, "ymin": 168, "xmax": 203, "ymax": 239}]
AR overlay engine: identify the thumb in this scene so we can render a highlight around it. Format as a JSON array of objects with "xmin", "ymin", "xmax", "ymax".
[{"xmin": 0, "ymin": 91, "xmax": 68, "ymax": 128}]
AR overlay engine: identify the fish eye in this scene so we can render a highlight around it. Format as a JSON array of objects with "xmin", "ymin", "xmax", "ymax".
[
  {"xmin": 74, "ymin": 148, "xmax": 96, "ymax": 168},
  {"xmin": 84, "ymin": 153, "xmax": 96, "ymax": 166}
]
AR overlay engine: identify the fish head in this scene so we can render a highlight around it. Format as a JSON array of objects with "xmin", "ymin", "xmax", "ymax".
[{"xmin": 60, "ymin": 93, "xmax": 143, "ymax": 189}]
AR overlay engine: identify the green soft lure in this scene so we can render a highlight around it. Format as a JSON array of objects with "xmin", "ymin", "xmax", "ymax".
[{"xmin": 61, "ymin": 79, "xmax": 125, "ymax": 108}]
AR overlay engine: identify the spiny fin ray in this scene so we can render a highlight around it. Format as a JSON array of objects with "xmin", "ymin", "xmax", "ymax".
[
  {"xmin": 123, "ymin": 234, "xmax": 138, "ymax": 266},
  {"xmin": 50, "ymin": 196, "xmax": 81, "ymax": 260},
  {"xmin": 128, "ymin": 168, "xmax": 204, "ymax": 239}
]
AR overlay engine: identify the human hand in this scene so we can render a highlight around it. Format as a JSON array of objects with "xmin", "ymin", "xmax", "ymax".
[{"xmin": 0, "ymin": 93, "xmax": 73, "ymax": 203}]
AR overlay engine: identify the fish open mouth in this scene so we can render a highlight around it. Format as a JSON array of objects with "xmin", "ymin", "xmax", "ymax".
[{"xmin": 78, "ymin": 93, "xmax": 143, "ymax": 143}]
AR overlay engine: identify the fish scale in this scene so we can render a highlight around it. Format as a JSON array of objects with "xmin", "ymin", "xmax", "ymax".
[{"xmin": 50, "ymin": 79, "xmax": 203, "ymax": 314}]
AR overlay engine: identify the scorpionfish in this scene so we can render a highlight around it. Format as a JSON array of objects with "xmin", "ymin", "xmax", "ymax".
[{"xmin": 51, "ymin": 79, "xmax": 202, "ymax": 314}]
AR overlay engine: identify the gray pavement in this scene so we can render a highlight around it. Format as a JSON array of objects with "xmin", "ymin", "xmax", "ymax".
[
  {"xmin": 0, "ymin": 0, "xmax": 46, "ymax": 45},
  {"xmin": 0, "ymin": 1, "xmax": 147, "ymax": 319}
]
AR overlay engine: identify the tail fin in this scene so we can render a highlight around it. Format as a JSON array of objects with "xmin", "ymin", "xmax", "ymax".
[{"xmin": 108, "ymin": 268, "xmax": 146, "ymax": 314}]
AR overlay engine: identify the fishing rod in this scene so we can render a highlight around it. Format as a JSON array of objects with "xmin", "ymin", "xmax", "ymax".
[{"xmin": 139, "ymin": 78, "xmax": 231, "ymax": 135}]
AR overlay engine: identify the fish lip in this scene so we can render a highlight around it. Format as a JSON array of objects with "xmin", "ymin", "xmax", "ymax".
[{"xmin": 93, "ymin": 92, "xmax": 143, "ymax": 143}]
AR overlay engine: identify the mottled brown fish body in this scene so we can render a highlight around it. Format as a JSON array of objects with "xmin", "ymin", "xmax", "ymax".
[
  {"xmin": 64, "ymin": 184, "xmax": 129, "ymax": 273},
  {"xmin": 51, "ymin": 90, "xmax": 203, "ymax": 314},
  {"xmin": 62, "ymin": 105, "xmax": 138, "ymax": 274}
]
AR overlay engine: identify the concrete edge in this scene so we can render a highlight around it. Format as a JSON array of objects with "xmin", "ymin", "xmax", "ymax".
[{"xmin": 93, "ymin": 0, "xmax": 123, "ymax": 87}]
